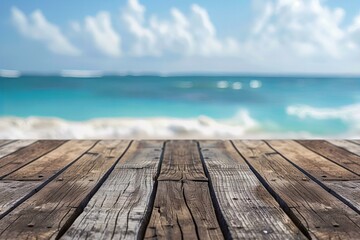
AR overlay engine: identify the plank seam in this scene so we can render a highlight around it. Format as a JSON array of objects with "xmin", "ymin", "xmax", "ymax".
[
  {"xmin": 296, "ymin": 140, "xmax": 360, "ymax": 177},
  {"xmin": 0, "ymin": 140, "xmax": 17, "ymax": 149},
  {"xmin": 326, "ymin": 140, "xmax": 360, "ymax": 158},
  {"xmin": 0, "ymin": 140, "xmax": 67, "ymax": 179},
  {"xmin": 265, "ymin": 140, "xmax": 360, "ymax": 214},
  {"xmin": 0, "ymin": 141, "xmax": 100, "ymax": 220},
  {"xmin": 197, "ymin": 141, "xmax": 232, "ymax": 240},
  {"xmin": 230, "ymin": 140, "xmax": 312, "ymax": 240},
  {"xmin": 137, "ymin": 140, "xmax": 167, "ymax": 240},
  {"xmin": 55, "ymin": 140, "xmax": 134, "ymax": 240}
]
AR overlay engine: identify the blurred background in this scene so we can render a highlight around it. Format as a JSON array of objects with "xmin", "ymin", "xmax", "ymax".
[{"xmin": 0, "ymin": 0, "xmax": 360, "ymax": 139}]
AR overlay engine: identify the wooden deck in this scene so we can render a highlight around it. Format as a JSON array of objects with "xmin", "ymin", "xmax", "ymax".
[{"xmin": 0, "ymin": 140, "xmax": 359, "ymax": 239}]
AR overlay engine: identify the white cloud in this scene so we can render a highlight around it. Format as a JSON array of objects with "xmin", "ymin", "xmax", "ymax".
[
  {"xmin": 84, "ymin": 12, "xmax": 121, "ymax": 57},
  {"xmin": 248, "ymin": 0, "xmax": 358, "ymax": 59},
  {"xmin": 11, "ymin": 7, "xmax": 80, "ymax": 56},
  {"xmin": 122, "ymin": 0, "xmax": 240, "ymax": 57}
]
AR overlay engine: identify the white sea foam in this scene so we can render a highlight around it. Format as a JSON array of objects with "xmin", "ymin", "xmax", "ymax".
[
  {"xmin": 250, "ymin": 80, "xmax": 262, "ymax": 89},
  {"xmin": 287, "ymin": 103, "xmax": 360, "ymax": 137},
  {"xmin": 60, "ymin": 70, "xmax": 103, "ymax": 78},
  {"xmin": 0, "ymin": 69, "xmax": 21, "ymax": 78},
  {"xmin": 0, "ymin": 110, "xmax": 351, "ymax": 139}
]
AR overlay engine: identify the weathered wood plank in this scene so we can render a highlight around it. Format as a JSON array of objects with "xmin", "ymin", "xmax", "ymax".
[
  {"xmin": 0, "ymin": 140, "xmax": 97, "ymax": 218},
  {"xmin": 0, "ymin": 180, "xmax": 38, "ymax": 217},
  {"xmin": 328, "ymin": 140, "xmax": 360, "ymax": 156},
  {"xmin": 158, "ymin": 140, "xmax": 207, "ymax": 181},
  {"xmin": 0, "ymin": 140, "xmax": 36, "ymax": 159},
  {"xmin": 0, "ymin": 140, "xmax": 14, "ymax": 148},
  {"xmin": 4, "ymin": 140, "xmax": 97, "ymax": 181},
  {"xmin": 145, "ymin": 181, "xmax": 223, "ymax": 240},
  {"xmin": 145, "ymin": 140, "xmax": 223, "ymax": 239},
  {"xmin": 0, "ymin": 140, "xmax": 65, "ymax": 178},
  {"xmin": 62, "ymin": 140, "xmax": 164, "ymax": 240},
  {"xmin": 0, "ymin": 140, "xmax": 131, "ymax": 239},
  {"xmin": 268, "ymin": 140, "xmax": 360, "ymax": 213},
  {"xmin": 199, "ymin": 140, "xmax": 305, "ymax": 239},
  {"xmin": 298, "ymin": 140, "xmax": 360, "ymax": 175},
  {"xmin": 232, "ymin": 140, "xmax": 360, "ymax": 240}
]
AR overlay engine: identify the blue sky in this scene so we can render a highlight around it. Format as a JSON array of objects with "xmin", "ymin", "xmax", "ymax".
[{"xmin": 1, "ymin": 0, "xmax": 360, "ymax": 74}]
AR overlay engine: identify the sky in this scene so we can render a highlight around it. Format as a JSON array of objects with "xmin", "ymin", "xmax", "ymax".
[{"xmin": 1, "ymin": 0, "xmax": 360, "ymax": 74}]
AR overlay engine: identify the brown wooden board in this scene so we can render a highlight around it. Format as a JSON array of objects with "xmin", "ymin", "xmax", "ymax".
[
  {"xmin": 0, "ymin": 140, "xmax": 36, "ymax": 159},
  {"xmin": 145, "ymin": 140, "xmax": 223, "ymax": 239},
  {"xmin": 0, "ymin": 140, "xmax": 97, "ymax": 219},
  {"xmin": 0, "ymin": 140, "xmax": 131, "ymax": 239},
  {"xmin": 157, "ymin": 140, "xmax": 207, "ymax": 181},
  {"xmin": 0, "ymin": 140, "xmax": 65, "ymax": 178},
  {"xmin": 4, "ymin": 140, "xmax": 97, "ymax": 181},
  {"xmin": 232, "ymin": 140, "xmax": 360, "ymax": 240},
  {"xmin": 298, "ymin": 140, "xmax": 360, "ymax": 176},
  {"xmin": 267, "ymin": 140, "xmax": 360, "ymax": 213},
  {"xmin": 62, "ymin": 140, "xmax": 164, "ymax": 239},
  {"xmin": 199, "ymin": 140, "xmax": 305, "ymax": 239},
  {"xmin": 328, "ymin": 140, "xmax": 360, "ymax": 156}
]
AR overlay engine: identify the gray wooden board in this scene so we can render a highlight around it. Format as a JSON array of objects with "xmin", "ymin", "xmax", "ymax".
[
  {"xmin": 0, "ymin": 180, "xmax": 39, "ymax": 217},
  {"xmin": 0, "ymin": 140, "xmax": 97, "ymax": 219},
  {"xmin": 328, "ymin": 140, "xmax": 360, "ymax": 156},
  {"xmin": 61, "ymin": 140, "xmax": 164, "ymax": 240},
  {"xmin": 0, "ymin": 140, "xmax": 131, "ymax": 239},
  {"xmin": 267, "ymin": 140, "xmax": 360, "ymax": 213},
  {"xmin": 0, "ymin": 140, "xmax": 36, "ymax": 159},
  {"xmin": 199, "ymin": 140, "xmax": 305, "ymax": 239},
  {"xmin": 0, "ymin": 140, "xmax": 14, "ymax": 148},
  {"xmin": 145, "ymin": 140, "xmax": 223, "ymax": 239},
  {"xmin": 0, "ymin": 140, "xmax": 65, "ymax": 178},
  {"xmin": 232, "ymin": 140, "xmax": 360, "ymax": 240},
  {"xmin": 298, "ymin": 140, "xmax": 360, "ymax": 175}
]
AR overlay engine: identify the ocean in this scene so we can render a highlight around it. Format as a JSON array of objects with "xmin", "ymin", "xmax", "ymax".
[{"xmin": 0, "ymin": 75, "xmax": 359, "ymax": 139}]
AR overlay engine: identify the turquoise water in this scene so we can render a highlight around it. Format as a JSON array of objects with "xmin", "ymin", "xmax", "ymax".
[{"xmin": 1, "ymin": 75, "xmax": 360, "ymax": 135}]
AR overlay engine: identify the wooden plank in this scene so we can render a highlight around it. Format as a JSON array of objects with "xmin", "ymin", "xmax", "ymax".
[
  {"xmin": 4, "ymin": 140, "xmax": 97, "ymax": 181},
  {"xmin": 298, "ymin": 140, "xmax": 360, "ymax": 175},
  {"xmin": 0, "ymin": 180, "xmax": 38, "ymax": 218},
  {"xmin": 0, "ymin": 140, "xmax": 65, "ymax": 178},
  {"xmin": 0, "ymin": 140, "xmax": 36, "ymax": 159},
  {"xmin": 199, "ymin": 140, "xmax": 305, "ymax": 239},
  {"xmin": 157, "ymin": 140, "xmax": 207, "ymax": 181},
  {"xmin": 268, "ymin": 140, "xmax": 360, "ymax": 213},
  {"xmin": 62, "ymin": 140, "xmax": 164, "ymax": 239},
  {"xmin": 145, "ymin": 140, "xmax": 223, "ymax": 239},
  {"xmin": 0, "ymin": 140, "xmax": 131, "ymax": 239},
  {"xmin": 328, "ymin": 140, "xmax": 360, "ymax": 156},
  {"xmin": 0, "ymin": 140, "xmax": 14, "ymax": 148},
  {"xmin": 146, "ymin": 181, "xmax": 223, "ymax": 240},
  {"xmin": 232, "ymin": 140, "xmax": 360, "ymax": 240},
  {"xmin": 0, "ymin": 140, "xmax": 97, "ymax": 218}
]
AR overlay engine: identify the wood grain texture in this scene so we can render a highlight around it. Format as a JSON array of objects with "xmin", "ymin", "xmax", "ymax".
[
  {"xmin": 0, "ymin": 140, "xmax": 131, "ymax": 240},
  {"xmin": 267, "ymin": 140, "xmax": 360, "ymax": 212},
  {"xmin": 145, "ymin": 140, "xmax": 223, "ymax": 239},
  {"xmin": 158, "ymin": 140, "xmax": 207, "ymax": 181},
  {"xmin": 5, "ymin": 140, "xmax": 97, "ymax": 181},
  {"xmin": 0, "ymin": 140, "xmax": 36, "ymax": 159},
  {"xmin": 199, "ymin": 140, "xmax": 305, "ymax": 239},
  {"xmin": 0, "ymin": 140, "xmax": 97, "ymax": 219},
  {"xmin": 328, "ymin": 140, "xmax": 360, "ymax": 156},
  {"xmin": 62, "ymin": 140, "xmax": 164, "ymax": 240},
  {"xmin": 0, "ymin": 140, "xmax": 14, "ymax": 148},
  {"xmin": 145, "ymin": 181, "xmax": 223, "ymax": 240},
  {"xmin": 0, "ymin": 180, "xmax": 38, "ymax": 217},
  {"xmin": 232, "ymin": 140, "xmax": 360, "ymax": 240},
  {"xmin": 0, "ymin": 140, "xmax": 65, "ymax": 178},
  {"xmin": 298, "ymin": 140, "xmax": 360, "ymax": 175}
]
